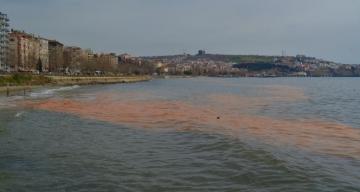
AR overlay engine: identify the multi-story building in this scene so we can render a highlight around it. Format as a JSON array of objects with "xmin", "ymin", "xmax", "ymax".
[
  {"xmin": 119, "ymin": 53, "xmax": 132, "ymax": 63},
  {"xmin": 97, "ymin": 53, "xmax": 118, "ymax": 71},
  {"xmin": 7, "ymin": 32, "xmax": 18, "ymax": 71},
  {"xmin": 63, "ymin": 46, "xmax": 87, "ymax": 73},
  {"xmin": 37, "ymin": 37, "xmax": 49, "ymax": 72},
  {"xmin": 8, "ymin": 31, "xmax": 32, "ymax": 72},
  {"xmin": 28, "ymin": 36, "xmax": 40, "ymax": 71},
  {"xmin": 48, "ymin": 40, "xmax": 64, "ymax": 73},
  {"xmin": 198, "ymin": 50, "xmax": 206, "ymax": 56},
  {"xmin": 84, "ymin": 49, "xmax": 96, "ymax": 64},
  {"xmin": 8, "ymin": 30, "xmax": 51, "ymax": 72},
  {"xmin": 0, "ymin": 12, "xmax": 10, "ymax": 71}
]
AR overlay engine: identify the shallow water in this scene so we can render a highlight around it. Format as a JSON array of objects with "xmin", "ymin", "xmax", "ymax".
[{"xmin": 0, "ymin": 77, "xmax": 359, "ymax": 191}]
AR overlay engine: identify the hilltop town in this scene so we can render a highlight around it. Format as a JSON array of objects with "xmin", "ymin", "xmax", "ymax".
[
  {"xmin": 143, "ymin": 50, "xmax": 360, "ymax": 77},
  {"xmin": 1, "ymin": 12, "xmax": 360, "ymax": 78}
]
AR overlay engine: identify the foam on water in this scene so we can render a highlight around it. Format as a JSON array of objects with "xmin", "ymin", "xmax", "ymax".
[
  {"xmin": 14, "ymin": 111, "xmax": 25, "ymax": 118},
  {"xmin": 29, "ymin": 85, "xmax": 80, "ymax": 98}
]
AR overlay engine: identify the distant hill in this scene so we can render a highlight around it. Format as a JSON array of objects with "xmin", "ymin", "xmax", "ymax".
[{"xmin": 141, "ymin": 53, "xmax": 360, "ymax": 77}]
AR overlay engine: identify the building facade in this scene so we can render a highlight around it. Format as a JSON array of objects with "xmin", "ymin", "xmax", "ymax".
[
  {"xmin": 0, "ymin": 12, "xmax": 10, "ymax": 71},
  {"xmin": 119, "ymin": 53, "xmax": 132, "ymax": 63},
  {"xmin": 48, "ymin": 40, "xmax": 64, "ymax": 73},
  {"xmin": 28, "ymin": 35, "xmax": 40, "ymax": 72},
  {"xmin": 8, "ymin": 31, "xmax": 31, "ymax": 72},
  {"xmin": 7, "ymin": 32, "xmax": 18, "ymax": 71},
  {"xmin": 8, "ymin": 31, "xmax": 51, "ymax": 72},
  {"xmin": 63, "ymin": 46, "xmax": 87, "ymax": 73},
  {"xmin": 37, "ymin": 37, "xmax": 49, "ymax": 72},
  {"xmin": 97, "ymin": 53, "xmax": 118, "ymax": 71},
  {"xmin": 198, "ymin": 50, "xmax": 206, "ymax": 56}
]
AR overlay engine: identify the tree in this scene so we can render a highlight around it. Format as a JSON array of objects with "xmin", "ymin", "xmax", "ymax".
[
  {"xmin": 184, "ymin": 70, "xmax": 192, "ymax": 75},
  {"xmin": 37, "ymin": 58, "xmax": 43, "ymax": 73}
]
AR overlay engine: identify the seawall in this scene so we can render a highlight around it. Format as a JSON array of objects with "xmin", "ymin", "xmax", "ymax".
[
  {"xmin": 47, "ymin": 76, "xmax": 152, "ymax": 86},
  {"xmin": 0, "ymin": 76, "xmax": 151, "ymax": 95}
]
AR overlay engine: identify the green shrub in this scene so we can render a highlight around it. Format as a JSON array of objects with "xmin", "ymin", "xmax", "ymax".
[{"xmin": 184, "ymin": 70, "xmax": 193, "ymax": 75}]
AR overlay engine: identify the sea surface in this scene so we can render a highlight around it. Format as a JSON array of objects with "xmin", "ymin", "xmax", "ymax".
[{"xmin": 0, "ymin": 77, "xmax": 359, "ymax": 192}]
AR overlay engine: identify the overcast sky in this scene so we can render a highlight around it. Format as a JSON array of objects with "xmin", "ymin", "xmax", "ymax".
[{"xmin": 2, "ymin": 0, "xmax": 360, "ymax": 63}]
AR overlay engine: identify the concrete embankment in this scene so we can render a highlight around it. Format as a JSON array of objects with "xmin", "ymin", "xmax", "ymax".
[
  {"xmin": 0, "ymin": 85, "xmax": 35, "ymax": 93},
  {"xmin": 0, "ymin": 76, "xmax": 151, "ymax": 95},
  {"xmin": 46, "ymin": 76, "xmax": 151, "ymax": 86}
]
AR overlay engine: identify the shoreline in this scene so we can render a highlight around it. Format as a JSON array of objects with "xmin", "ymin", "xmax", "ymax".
[
  {"xmin": 0, "ymin": 75, "xmax": 151, "ymax": 94},
  {"xmin": 46, "ymin": 75, "xmax": 151, "ymax": 86}
]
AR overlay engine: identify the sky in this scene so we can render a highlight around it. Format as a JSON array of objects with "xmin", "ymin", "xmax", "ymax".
[{"xmin": 1, "ymin": 0, "xmax": 360, "ymax": 64}]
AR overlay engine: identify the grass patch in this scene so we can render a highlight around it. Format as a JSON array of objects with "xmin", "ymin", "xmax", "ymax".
[{"xmin": 228, "ymin": 55, "xmax": 274, "ymax": 64}]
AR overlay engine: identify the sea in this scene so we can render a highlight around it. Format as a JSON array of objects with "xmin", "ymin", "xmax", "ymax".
[{"xmin": 0, "ymin": 77, "xmax": 359, "ymax": 192}]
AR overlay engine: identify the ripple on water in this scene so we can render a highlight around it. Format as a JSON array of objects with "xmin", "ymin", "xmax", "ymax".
[
  {"xmin": 23, "ymin": 92, "xmax": 360, "ymax": 161},
  {"xmin": 2, "ymin": 78, "xmax": 360, "ymax": 191}
]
